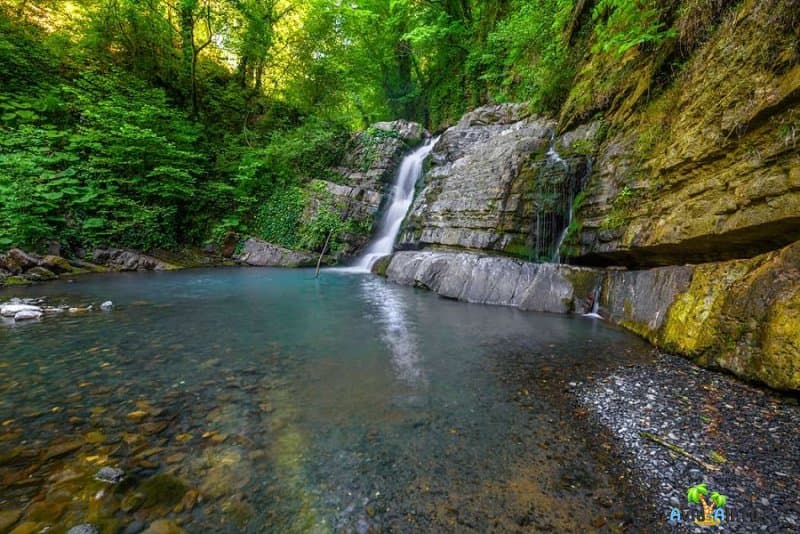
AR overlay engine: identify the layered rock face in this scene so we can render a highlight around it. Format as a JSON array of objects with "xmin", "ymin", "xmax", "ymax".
[
  {"xmin": 566, "ymin": 0, "xmax": 800, "ymax": 268},
  {"xmin": 399, "ymin": 105, "xmax": 597, "ymax": 261},
  {"xmin": 379, "ymin": 1, "xmax": 800, "ymax": 391},
  {"xmin": 322, "ymin": 120, "xmax": 425, "ymax": 254},
  {"xmin": 385, "ymin": 251, "xmax": 601, "ymax": 314},
  {"xmin": 383, "ymin": 244, "xmax": 800, "ymax": 391}
]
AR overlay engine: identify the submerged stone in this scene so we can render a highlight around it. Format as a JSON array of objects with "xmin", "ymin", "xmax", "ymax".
[
  {"xmin": 138, "ymin": 474, "xmax": 188, "ymax": 510},
  {"xmin": 0, "ymin": 304, "xmax": 41, "ymax": 317},
  {"xmin": 95, "ymin": 466, "xmax": 124, "ymax": 484},
  {"xmin": 13, "ymin": 310, "xmax": 42, "ymax": 321},
  {"xmin": 0, "ymin": 510, "xmax": 22, "ymax": 531},
  {"xmin": 141, "ymin": 519, "xmax": 185, "ymax": 534}
]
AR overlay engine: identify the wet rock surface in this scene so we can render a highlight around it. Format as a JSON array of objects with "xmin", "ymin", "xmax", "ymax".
[
  {"xmin": 238, "ymin": 238, "xmax": 317, "ymax": 267},
  {"xmin": 385, "ymin": 250, "xmax": 601, "ymax": 313},
  {"xmin": 399, "ymin": 104, "xmax": 597, "ymax": 260},
  {"xmin": 574, "ymin": 353, "xmax": 800, "ymax": 533}
]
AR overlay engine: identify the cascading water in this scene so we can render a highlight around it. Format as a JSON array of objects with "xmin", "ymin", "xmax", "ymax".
[
  {"xmin": 583, "ymin": 280, "xmax": 603, "ymax": 319},
  {"xmin": 531, "ymin": 130, "xmax": 592, "ymax": 264},
  {"xmin": 348, "ymin": 136, "xmax": 439, "ymax": 272}
]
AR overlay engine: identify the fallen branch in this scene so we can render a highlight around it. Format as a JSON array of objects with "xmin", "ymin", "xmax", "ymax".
[
  {"xmin": 314, "ymin": 229, "xmax": 334, "ymax": 278},
  {"xmin": 639, "ymin": 431, "xmax": 720, "ymax": 471}
]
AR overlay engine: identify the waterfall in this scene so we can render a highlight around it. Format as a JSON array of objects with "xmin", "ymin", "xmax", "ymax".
[
  {"xmin": 348, "ymin": 136, "xmax": 439, "ymax": 272},
  {"xmin": 551, "ymin": 156, "xmax": 592, "ymax": 263},
  {"xmin": 583, "ymin": 280, "xmax": 603, "ymax": 319},
  {"xmin": 546, "ymin": 130, "xmax": 569, "ymax": 173},
  {"xmin": 529, "ymin": 129, "xmax": 592, "ymax": 264}
]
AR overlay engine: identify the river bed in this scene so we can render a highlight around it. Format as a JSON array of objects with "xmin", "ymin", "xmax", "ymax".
[{"xmin": 0, "ymin": 267, "xmax": 659, "ymax": 533}]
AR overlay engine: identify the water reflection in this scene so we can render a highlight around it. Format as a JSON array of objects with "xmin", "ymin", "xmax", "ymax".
[{"xmin": 359, "ymin": 277, "xmax": 427, "ymax": 388}]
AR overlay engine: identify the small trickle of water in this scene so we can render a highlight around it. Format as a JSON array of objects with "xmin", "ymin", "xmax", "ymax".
[
  {"xmin": 583, "ymin": 280, "xmax": 603, "ymax": 319},
  {"xmin": 347, "ymin": 136, "xmax": 440, "ymax": 272},
  {"xmin": 546, "ymin": 130, "xmax": 569, "ymax": 173}
]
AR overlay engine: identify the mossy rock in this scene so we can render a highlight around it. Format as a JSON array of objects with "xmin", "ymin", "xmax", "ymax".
[
  {"xmin": 24, "ymin": 267, "xmax": 57, "ymax": 281},
  {"xmin": 137, "ymin": 474, "xmax": 188, "ymax": 510},
  {"xmin": 3, "ymin": 275, "xmax": 32, "ymax": 286},
  {"xmin": 371, "ymin": 255, "xmax": 392, "ymax": 277}
]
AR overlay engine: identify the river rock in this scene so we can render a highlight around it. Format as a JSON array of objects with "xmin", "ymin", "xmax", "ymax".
[
  {"xmin": 13, "ymin": 310, "xmax": 42, "ymax": 321},
  {"xmin": 95, "ymin": 466, "xmax": 124, "ymax": 484},
  {"xmin": 384, "ymin": 250, "xmax": 601, "ymax": 314},
  {"xmin": 100, "ymin": 301, "xmax": 113, "ymax": 311},
  {"xmin": 3, "ymin": 248, "xmax": 39, "ymax": 274},
  {"xmin": 92, "ymin": 248, "xmax": 176, "ymax": 271},
  {"xmin": 1, "ymin": 304, "xmax": 42, "ymax": 317},
  {"xmin": 24, "ymin": 266, "xmax": 57, "ymax": 281},
  {"xmin": 67, "ymin": 525, "xmax": 99, "ymax": 534},
  {"xmin": 40, "ymin": 255, "xmax": 74, "ymax": 274},
  {"xmin": 238, "ymin": 238, "xmax": 316, "ymax": 268}
]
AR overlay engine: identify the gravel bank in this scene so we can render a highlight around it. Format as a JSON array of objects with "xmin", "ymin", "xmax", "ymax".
[{"xmin": 574, "ymin": 353, "xmax": 800, "ymax": 533}]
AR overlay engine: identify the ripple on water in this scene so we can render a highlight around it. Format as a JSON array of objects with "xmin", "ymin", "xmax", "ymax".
[{"xmin": 0, "ymin": 268, "xmax": 656, "ymax": 532}]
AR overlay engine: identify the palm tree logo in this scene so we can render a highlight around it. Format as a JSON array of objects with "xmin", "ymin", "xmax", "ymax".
[{"xmin": 687, "ymin": 483, "xmax": 728, "ymax": 527}]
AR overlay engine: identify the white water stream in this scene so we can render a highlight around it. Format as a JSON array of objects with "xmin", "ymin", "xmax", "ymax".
[{"xmin": 345, "ymin": 136, "xmax": 439, "ymax": 272}]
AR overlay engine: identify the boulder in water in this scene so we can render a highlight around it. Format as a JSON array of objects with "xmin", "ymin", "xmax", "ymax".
[
  {"xmin": 100, "ymin": 301, "xmax": 114, "ymax": 311},
  {"xmin": 1, "ymin": 304, "xmax": 42, "ymax": 317},
  {"xmin": 238, "ymin": 238, "xmax": 316, "ymax": 268},
  {"xmin": 25, "ymin": 266, "xmax": 58, "ymax": 281},
  {"xmin": 95, "ymin": 466, "xmax": 125, "ymax": 483},
  {"xmin": 14, "ymin": 310, "xmax": 42, "ymax": 321}
]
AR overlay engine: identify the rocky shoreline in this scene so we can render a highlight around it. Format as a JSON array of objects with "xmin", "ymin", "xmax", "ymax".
[
  {"xmin": 568, "ymin": 353, "xmax": 800, "ymax": 533},
  {"xmin": 0, "ymin": 246, "xmax": 243, "ymax": 290}
]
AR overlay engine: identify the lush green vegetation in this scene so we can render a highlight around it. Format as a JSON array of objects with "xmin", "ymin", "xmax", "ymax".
[{"xmin": 0, "ymin": 0, "xmax": 687, "ymax": 256}]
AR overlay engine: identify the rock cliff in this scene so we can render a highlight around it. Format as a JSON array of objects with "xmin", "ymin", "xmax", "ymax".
[
  {"xmin": 563, "ymin": 0, "xmax": 800, "ymax": 268},
  {"xmin": 399, "ymin": 105, "xmax": 597, "ymax": 261},
  {"xmin": 374, "ymin": 1, "xmax": 800, "ymax": 391}
]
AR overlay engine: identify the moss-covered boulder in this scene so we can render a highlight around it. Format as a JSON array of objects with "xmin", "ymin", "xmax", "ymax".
[{"xmin": 602, "ymin": 241, "xmax": 800, "ymax": 391}]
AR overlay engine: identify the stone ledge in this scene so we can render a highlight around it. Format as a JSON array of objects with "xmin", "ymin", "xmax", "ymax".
[{"xmin": 382, "ymin": 245, "xmax": 800, "ymax": 392}]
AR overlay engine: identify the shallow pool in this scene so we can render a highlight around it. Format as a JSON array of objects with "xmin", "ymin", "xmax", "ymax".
[{"xmin": 0, "ymin": 268, "xmax": 655, "ymax": 532}]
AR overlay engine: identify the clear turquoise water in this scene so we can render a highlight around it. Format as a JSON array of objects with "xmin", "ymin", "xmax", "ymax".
[{"xmin": 0, "ymin": 268, "xmax": 655, "ymax": 532}]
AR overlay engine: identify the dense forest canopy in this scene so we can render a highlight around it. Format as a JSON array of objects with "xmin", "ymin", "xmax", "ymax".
[{"xmin": 0, "ymin": 0, "xmax": 685, "ymax": 254}]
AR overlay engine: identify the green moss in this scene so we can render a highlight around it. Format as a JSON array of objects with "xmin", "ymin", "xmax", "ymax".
[
  {"xmin": 3, "ymin": 276, "xmax": 32, "ymax": 286},
  {"xmin": 371, "ymin": 255, "xmax": 392, "ymax": 277},
  {"xmin": 138, "ymin": 474, "xmax": 188, "ymax": 510},
  {"xmin": 503, "ymin": 241, "xmax": 536, "ymax": 261}
]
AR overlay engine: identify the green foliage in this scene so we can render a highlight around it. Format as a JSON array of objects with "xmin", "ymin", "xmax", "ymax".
[
  {"xmin": 592, "ymin": 0, "xmax": 677, "ymax": 56},
  {"xmin": 475, "ymin": 0, "xmax": 576, "ymax": 113},
  {"xmin": 297, "ymin": 182, "xmax": 349, "ymax": 254},
  {"xmin": 256, "ymin": 187, "xmax": 306, "ymax": 249},
  {"xmin": 600, "ymin": 185, "xmax": 636, "ymax": 230}
]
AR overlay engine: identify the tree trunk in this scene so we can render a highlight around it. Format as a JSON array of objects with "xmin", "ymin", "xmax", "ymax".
[{"xmin": 179, "ymin": 2, "xmax": 196, "ymax": 114}]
